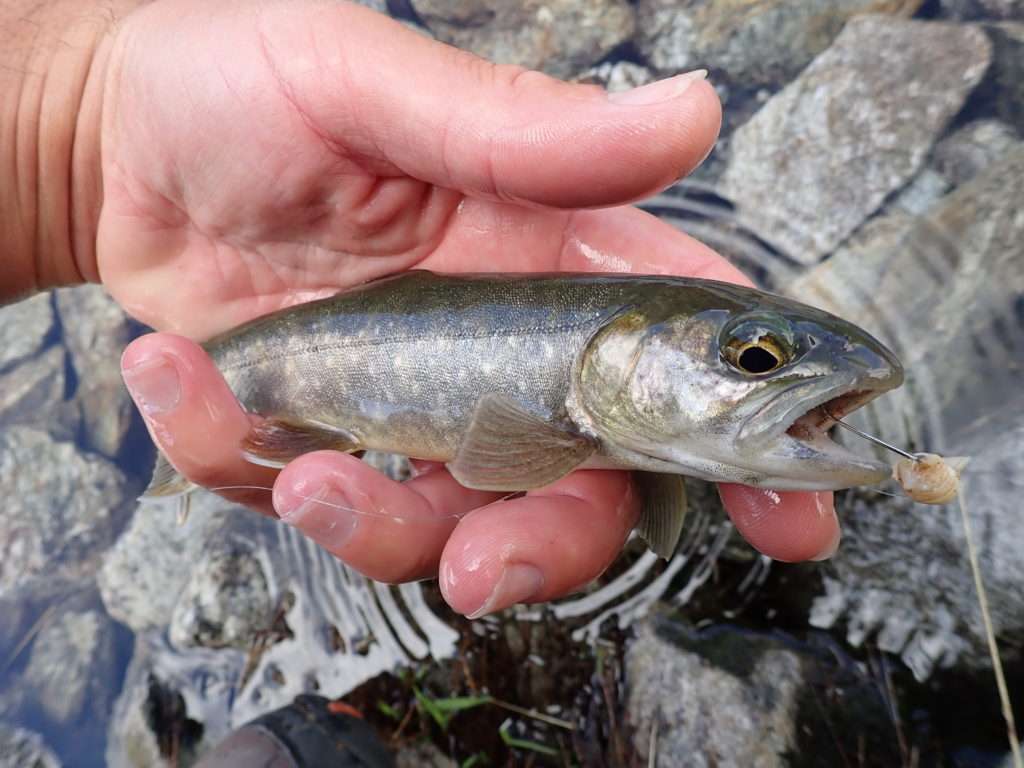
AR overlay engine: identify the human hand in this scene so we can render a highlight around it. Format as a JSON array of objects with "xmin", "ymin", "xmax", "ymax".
[{"xmin": 106, "ymin": 0, "xmax": 840, "ymax": 617}]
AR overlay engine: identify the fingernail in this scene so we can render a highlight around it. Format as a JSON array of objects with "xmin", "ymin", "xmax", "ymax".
[
  {"xmin": 465, "ymin": 564, "xmax": 544, "ymax": 620},
  {"xmin": 608, "ymin": 69, "xmax": 707, "ymax": 106},
  {"xmin": 811, "ymin": 526, "xmax": 842, "ymax": 561},
  {"xmin": 276, "ymin": 483, "xmax": 358, "ymax": 550},
  {"xmin": 123, "ymin": 355, "xmax": 180, "ymax": 415}
]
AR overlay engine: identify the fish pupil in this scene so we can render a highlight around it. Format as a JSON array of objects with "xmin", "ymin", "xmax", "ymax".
[{"xmin": 738, "ymin": 346, "xmax": 779, "ymax": 374}]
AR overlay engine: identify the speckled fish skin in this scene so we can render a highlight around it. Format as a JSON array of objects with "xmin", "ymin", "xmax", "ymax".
[{"xmin": 201, "ymin": 270, "xmax": 904, "ymax": 491}]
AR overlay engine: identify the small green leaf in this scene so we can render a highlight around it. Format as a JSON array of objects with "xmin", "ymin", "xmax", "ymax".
[
  {"xmin": 376, "ymin": 700, "xmax": 401, "ymax": 721},
  {"xmin": 499, "ymin": 722, "xmax": 558, "ymax": 757},
  {"xmin": 460, "ymin": 753, "xmax": 488, "ymax": 768},
  {"xmin": 431, "ymin": 695, "xmax": 493, "ymax": 714},
  {"xmin": 413, "ymin": 687, "xmax": 451, "ymax": 730}
]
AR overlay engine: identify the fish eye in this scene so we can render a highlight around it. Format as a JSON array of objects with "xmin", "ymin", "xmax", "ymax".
[{"xmin": 721, "ymin": 317, "xmax": 793, "ymax": 376}]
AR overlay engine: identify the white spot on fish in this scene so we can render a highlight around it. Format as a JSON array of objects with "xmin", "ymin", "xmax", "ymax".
[{"xmin": 764, "ymin": 490, "xmax": 781, "ymax": 505}]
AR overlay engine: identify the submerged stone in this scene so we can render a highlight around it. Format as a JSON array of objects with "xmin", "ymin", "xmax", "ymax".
[{"xmin": 719, "ymin": 16, "xmax": 991, "ymax": 262}]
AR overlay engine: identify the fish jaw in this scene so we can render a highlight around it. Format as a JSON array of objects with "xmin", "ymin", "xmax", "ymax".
[{"xmin": 731, "ymin": 374, "xmax": 903, "ymax": 490}]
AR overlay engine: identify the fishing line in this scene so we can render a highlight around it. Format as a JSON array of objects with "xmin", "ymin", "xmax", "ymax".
[
  {"xmin": 957, "ymin": 484, "xmax": 1022, "ymax": 768},
  {"xmin": 205, "ymin": 487, "xmax": 466, "ymax": 524}
]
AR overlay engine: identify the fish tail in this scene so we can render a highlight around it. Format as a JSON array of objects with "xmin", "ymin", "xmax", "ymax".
[{"xmin": 141, "ymin": 451, "xmax": 198, "ymax": 499}]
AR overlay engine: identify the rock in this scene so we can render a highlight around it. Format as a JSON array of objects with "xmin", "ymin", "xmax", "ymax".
[
  {"xmin": 575, "ymin": 61, "xmax": 655, "ymax": 94},
  {"xmin": 409, "ymin": 0, "xmax": 635, "ymax": 79},
  {"xmin": 396, "ymin": 742, "xmax": 457, "ymax": 768},
  {"xmin": 624, "ymin": 617, "xmax": 899, "ymax": 766},
  {"xmin": 98, "ymin": 493, "xmax": 236, "ymax": 633},
  {"xmin": 55, "ymin": 285, "xmax": 140, "ymax": 458},
  {"xmin": 0, "ymin": 723, "xmax": 61, "ymax": 768},
  {"xmin": 888, "ymin": 168, "xmax": 952, "ymax": 216},
  {"xmin": 983, "ymin": 22, "xmax": 1024, "ymax": 130},
  {"xmin": 932, "ymin": 118, "xmax": 1021, "ymax": 187},
  {"xmin": 636, "ymin": 0, "xmax": 923, "ymax": 85},
  {"xmin": 0, "ymin": 293, "xmax": 53, "ymax": 371},
  {"xmin": 169, "ymin": 537, "xmax": 273, "ymax": 651},
  {"xmin": 719, "ymin": 16, "xmax": 991, "ymax": 262},
  {"xmin": 625, "ymin": 619, "xmax": 802, "ymax": 766},
  {"xmin": 939, "ymin": 0, "xmax": 1024, "ymax": 20},
  {"xmin": 106, "ymin": 642, "xmax": 211, "ymax": 768},
  {"xmin": 791, "ymin": 151, "xmax": 1024, "ymax": 675},
  {"xmin": 0, "ymin": 347, "xmax": 75, "ymax": 440},
  {"xmin": 0, "ymin": 427, "xmax": 128, "ymax": 596},
  {"xmin": 22, "ymin": 608, "xmax": 118, "ymax": 725}
]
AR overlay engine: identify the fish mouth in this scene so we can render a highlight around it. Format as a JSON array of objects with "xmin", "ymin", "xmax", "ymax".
[
  {"xmin": 779, "ymin": 383, "xmax": 895, "ymax": 482},
  {"xmin": 784, "ymin": 387, "xmax": 884, "ymax": 443},
  {"xmin": 738, "ymin": 378, "xmax": 895, "ymax": 485}
]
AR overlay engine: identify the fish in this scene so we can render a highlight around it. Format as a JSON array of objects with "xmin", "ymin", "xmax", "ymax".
[{"xmin": 143, "ymin": 271, "xmax": 904, "ymax": 558}]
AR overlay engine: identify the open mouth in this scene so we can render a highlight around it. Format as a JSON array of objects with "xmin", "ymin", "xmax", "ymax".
[{"xmin": 785, "ymin": 388, "xmax": 882, "ymax": 444}]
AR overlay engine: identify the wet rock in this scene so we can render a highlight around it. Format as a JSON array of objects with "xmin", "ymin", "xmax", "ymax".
[
  {"xmin": 396, "ymin": 742, "xmax": 457, "ymax": 768},
  {"xmin": 0, "ymin": 293, "xmax": 53, "ymax": 371},
  {"xmin": 0, "ymin": 427, "xmax": 128, "ymax": 596},
  {"xmin": 983, "ymin": 23, "xmax": 1024, "ymax": 130},
  {"xmin": 939, "ymin": 0, "xmax": 1024, "ymax": 20},
  {"xmin": 0, "ymin": 347, "xmax": 75, "ymax": 441},
  {"xmin": 55, "ymin": 285, "xmax": 140, "ymax": 458},
  {"xmin": 719, "ymin": 16, "xmax": 991, "ymax": 262},
  {"xmin": 169, "ymin": 537, "xmax": 273, "ymax": 651},
  {"xmin": 636, "ymin": 0, "xmax": 922, "ymax": 85},
  {"xmin": 624, "ymin": 617, "xmax": 900, "ymax": 766},
  {"xmin": 98, "ymin": 493, "xmax": 235, "ymax": 633},
  {"xmin": 932, "ymin": 118, "xmax": 1021, "ymax": 187},
  {"xmin": 625, "ymin": 619, "xmax": 802, "ymax": 766},
  {"xmin": 575, "ymin": 61, "xmax": 655, "ymax": 94},
  {"xmin": 409, "ymin": 0, "xmax": 635, "ymax": 78},
  {"xmin": 792, "ymin": 150, "xmax": 1024, "ymax": 676},
  {"xmin": 22, "ymin": 608, "xmax": 118, "ymax": 725},
  {"xmin": 106, "ymin": 642, "xmax": 211, "ymax": 768},
  {"xmin": 0, "ymin": 723, "xmax": 61, "ymax": 768}
]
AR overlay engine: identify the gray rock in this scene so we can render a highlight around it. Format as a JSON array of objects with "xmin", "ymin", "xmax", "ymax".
[
  {"xmin": 98, "ymin": 493, "xmax": 236, "ymax": 633},
  {"xmin": 0, "ymin": 347, "xmax": 74, "ymax": 440},
  {"xmin": 410, "ymin": 0, "xmax": 635, "ymax": 79},
  {"xmin": 983, "ymin": 22, "xmax": 1024, "ymax": 130},
  {"xmin": 575, "ymin": 61, "xmax": 655, "ymax": 94},
  {"xmin": 396, "ymin": 742, "xmax": 457, "ymax": 768},
  {"xmin": 939, "ymin": 0, "xmax": 1023, "ymax": 20},
  {"xmin": 22, "ymin": 608, "xmax": 117, "ymax": 724},
  {"xmin": 0, "ymin": 293, "xmax": 53, "ymax": 371},
  {"xmin": 55, "ymin": 285, "xmax": 139, "ymax": 458},
  {"xmin": 791, "ymin": 150, "xmax": 1024, "ymax": 675},
  {"xmin": 636, "ymin": 0, "xmax": 923, "ymax": 85},
  {"xmin": 719, "ymin": 16, "xmax": 991, "ymax": 262},
  {"xmin": 169, "ymin": 537, "xmax": 272, "ymax": 651},
  {"xmin": 0, "ymin": 427, "xmax": 128, "ymax": 596},
  {"xmin": 932, "ymin": 118, "xmax": 1021, "ymax": 187},
  {"xmin": 624, "ymin": 617, "xmax": 901, "ymax": 766},
  {"xmin": 0, "ymin": 723, "xmax": 61, "ymax": 768},
  {"xmin": 106, "ymin": 641, "xmax": 213, "ymax": 768},
  {"xmin": 625, "ymin": 618, "xmax": 803, "ymax": 767}
]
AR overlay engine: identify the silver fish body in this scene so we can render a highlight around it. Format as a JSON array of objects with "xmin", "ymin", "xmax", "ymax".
[{"xmin": 147, "ymin": 271, "xmax": 904, "ymax": 556}]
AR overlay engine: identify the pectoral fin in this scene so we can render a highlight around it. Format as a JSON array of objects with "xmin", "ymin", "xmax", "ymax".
[
  {"xmin": 633, "ymin": 472, "xmax": 687, "ymax": 560},
  {"xmin": 241, "ymin": 418, "xmax": 360, "ymax": 468},
  {"xmin": 449, "ymin": 394, "xmax": 597, "ymax": 491}
]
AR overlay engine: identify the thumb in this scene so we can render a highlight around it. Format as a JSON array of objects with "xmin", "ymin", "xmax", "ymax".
[{"xmin": 260, "ymin": 3, "xmax": 721, "ymax": 208}]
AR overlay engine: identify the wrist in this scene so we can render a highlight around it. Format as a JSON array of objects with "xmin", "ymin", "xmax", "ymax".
[{"xmin": 1, "ymin": 0, "xmax": 135, "ymax": 300}]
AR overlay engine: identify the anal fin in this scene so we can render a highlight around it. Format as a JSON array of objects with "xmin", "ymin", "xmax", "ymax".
[
  {"xmin": 449, "ymin": 394, "xmax": 597, "ymax": 491},
  {"xmin": 634, "ymin": 472, "xmax": 687, "ymax": 560},
  {"xmin": 242, "ymin": 418, "xmax": 360, "ymax": 468}
]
